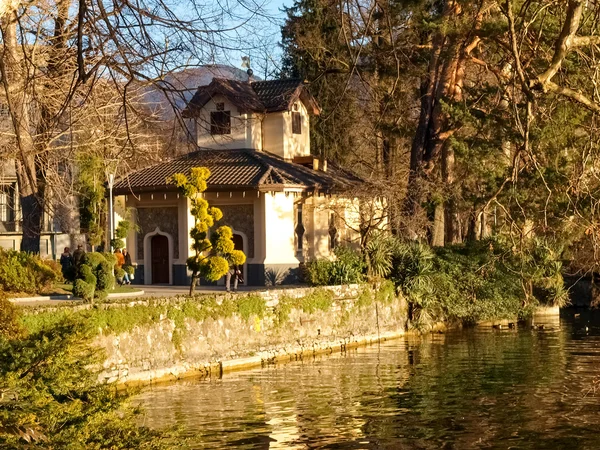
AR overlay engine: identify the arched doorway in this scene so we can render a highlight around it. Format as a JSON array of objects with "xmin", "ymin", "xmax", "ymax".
[{"xmin": 151, "ymin": 234, "xmax": 169, "ymax": 284}]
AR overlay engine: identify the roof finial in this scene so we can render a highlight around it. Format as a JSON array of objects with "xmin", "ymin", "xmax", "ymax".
[{"xmin": 241, "ymin": 56, "xmax": 253, "ymax": 81}]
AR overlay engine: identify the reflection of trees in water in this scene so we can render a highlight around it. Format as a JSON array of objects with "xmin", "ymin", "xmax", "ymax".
[{"xmin": 136, "ymin": 314, "xmax": 600, "ymax": 448}]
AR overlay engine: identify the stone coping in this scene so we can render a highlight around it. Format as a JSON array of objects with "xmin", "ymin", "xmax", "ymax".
[{"xmin": 9, "ymin": 290, "xmax": 145, "ymax": 303}]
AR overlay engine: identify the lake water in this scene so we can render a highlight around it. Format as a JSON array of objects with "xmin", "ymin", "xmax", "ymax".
[{"xmin": 136, "ymin": 310, "xmax": 600, "ymax": 449}]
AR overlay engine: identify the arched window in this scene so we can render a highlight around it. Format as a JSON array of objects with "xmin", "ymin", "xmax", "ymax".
[
  {"xmin": 328, "ymin": 212, "xmax": 338, "ymax": 250},
  {"xmin": 295, "ymin": 204, "xmax": 305, "ymax": 255}
]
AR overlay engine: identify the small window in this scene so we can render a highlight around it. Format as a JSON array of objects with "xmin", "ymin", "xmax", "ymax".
[
  {"xmin": 0, "ymin": 184, "xmax": 14, "ymax": 223},
  {"xmin": 328, "ymin": 212, "xmax": 338, "ymax": 250},
  {"xmin": 295, "ymin": 204, "xmax": 305, "ymax": 253},
  {"xmin": 215, "ymin": 102, "xmax": 225, "ymax": 111},
  {"xmin": 211, "ymin": 111, "xmax": 231, "ymax": 135},
  {"xmin": 0, "ymin": 103, "xmax": 9, "ymax": 117},
  {"xmin": 292, "ymin": 111, "xmax": 302, "ymax": 134}
]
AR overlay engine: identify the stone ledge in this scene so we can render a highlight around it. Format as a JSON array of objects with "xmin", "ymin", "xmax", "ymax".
[
  {"xmin": 10, "ymin": 290, "xmax": 145, "ymax": 303},
  {"xmin": 114, "ymin": 328, "xmax": 406, "ymax": 388}
]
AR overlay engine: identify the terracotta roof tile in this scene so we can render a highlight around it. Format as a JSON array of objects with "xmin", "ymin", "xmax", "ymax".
[
  {"xmin": 112, "ymin": 149, "xmax": 359, "ymax": 195},
  {"xmin": 250, "ymin": 79, "xmax": 304, "ymax": 112},
  {"xmin": 182, "ymin": 78, "xmax": 319, "ymax": 117}
]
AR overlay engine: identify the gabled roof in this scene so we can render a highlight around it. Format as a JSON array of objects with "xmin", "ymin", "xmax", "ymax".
[
  {"xmin": 182, "ymin": 78, "xmax": 320, "ymax": 117},
  {"xmin": 112, "ymin": 149, "xmax": 359, "ymax": 195}
]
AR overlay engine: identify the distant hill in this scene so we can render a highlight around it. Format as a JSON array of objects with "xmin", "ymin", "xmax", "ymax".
[{"xmin": 142, "ymin": 65, "xmax": 254, "ymax": 120}]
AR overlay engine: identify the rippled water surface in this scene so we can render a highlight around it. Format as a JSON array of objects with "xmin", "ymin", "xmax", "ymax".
[{"xmin": 136, "ymin": 310, "xmax": 600, "ymax": 449}]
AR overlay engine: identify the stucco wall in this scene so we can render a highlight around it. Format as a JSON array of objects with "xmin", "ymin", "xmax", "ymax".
[
  {"xmin": 96, "ymin": 284, "xmax": 407, "ymax": 385},
  {"xmin": 263, "ymin": 192, "xmax": 297, "ymax": 265},
  {"xmin": 262, "ymin": 112, "xmax": 285, "ymax": 158},
  {"xmin": 283, "ymin": 101, "xmax": 310, "ymax": 160},
  {"xmin": 262, "ymin": 101, "xmax": 310, "ymax": 160},
  {"xmin": 195, "ymin": 94, "xmax": 261, "ymax": 149}
]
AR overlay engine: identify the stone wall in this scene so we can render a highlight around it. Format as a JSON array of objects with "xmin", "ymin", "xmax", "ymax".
[
  {"xmin": 96, "ymin": 284, "xmax": 408, "ymax": 386},
  {"xmin": 136, "ymin": 207, "xmax": 179, "ymax": 260},
  {"xmin": 217, "ymin": 204, "xmax": 254, "ymax": 258}
]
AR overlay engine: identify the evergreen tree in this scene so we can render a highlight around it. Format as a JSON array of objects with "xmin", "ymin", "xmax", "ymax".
[{"xmin": 170, "ymin": 167, "xmax": 246, "ymax": 295}]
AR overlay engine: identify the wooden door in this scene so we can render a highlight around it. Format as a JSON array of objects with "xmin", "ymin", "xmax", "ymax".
[{"xmin": 151, "ymin": 235, "xmax": 169, "ymax": 284}]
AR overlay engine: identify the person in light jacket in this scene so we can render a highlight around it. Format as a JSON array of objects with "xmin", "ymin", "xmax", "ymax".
[{"xmin": 225, "ymin": 264, "xmax": 243, "ymax": 293}]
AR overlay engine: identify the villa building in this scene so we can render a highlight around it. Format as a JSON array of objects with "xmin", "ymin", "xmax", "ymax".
[{"xmin": 112, "ymin": 76, "xmax": 365, "ymax": 286}]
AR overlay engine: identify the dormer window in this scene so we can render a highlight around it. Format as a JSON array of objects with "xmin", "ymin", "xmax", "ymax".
[
  {"xmin": 211, "ymin": 108, "xmax": 231, "ymax": 135},
  {"xmin": 292, "ymin": 111, "xmax": 302, "ymax": 135}
]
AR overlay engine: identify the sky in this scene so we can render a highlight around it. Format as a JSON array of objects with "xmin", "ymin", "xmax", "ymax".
[{"xmin": 213, "ymin": 0, "xmax": 295, "ymax": 78}]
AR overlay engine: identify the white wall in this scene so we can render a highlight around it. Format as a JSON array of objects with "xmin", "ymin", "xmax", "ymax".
[
  {"xmin": 195, "ymin": 94, "xmax": 261, "ymax": 149},
  {"xmin": 262, "ymin": 191, "xmax": 298, "ymax": 264},
  {"xmin": 261, "ymin": 101, "xmax": 310, "ymax": 160},
  {"xmin": 262, "ymin": 112, "xmax": 285, "ymax": 158},
  {"xmin": 283, "ymin": 101, "xmax": 310, "ymax": 160},
  {"xmin": 303, "ymin": 195, "xmax": 362, "ymax": 260}
]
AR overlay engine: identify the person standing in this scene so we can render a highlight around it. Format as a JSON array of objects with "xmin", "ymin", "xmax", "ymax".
[
  {"xmin": 114, "ymin": 248, "xmax": 130, "ymax": 285},
  {"xmin": 59, "ymin": 247, "xmax": 74, "ymax": 281},
  {"xmin": 122, "ymin": 248, "xmax": 133, "ymax": 283},
  {"xmin": 225, "ymin": 264, "xmax": 243, "ymax": 293}
]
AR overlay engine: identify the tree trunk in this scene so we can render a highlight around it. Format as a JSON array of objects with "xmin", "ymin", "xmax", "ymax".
[
  {"xmin": 189, "ymin": 272, "xmax": 198, "ymax": 296},
  {"xmin": 403, "ymin": 0, "xmax": 484, "ymax": 244},
  {"xmin": 431, "ymin": 203, "xmax": 445, "ymax": 246},
  {"xmin": 1, "ymin": 12, "xmax": 43, "ymax": 253}
]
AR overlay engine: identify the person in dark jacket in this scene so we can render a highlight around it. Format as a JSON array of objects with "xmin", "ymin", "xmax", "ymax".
[
  {"xmin": 59, "ymin": 247, "xmax": 74, "ymax": 281},
  {"xmin": 72, "ymin": 244, "xmax": 86, "ymax": 278}
]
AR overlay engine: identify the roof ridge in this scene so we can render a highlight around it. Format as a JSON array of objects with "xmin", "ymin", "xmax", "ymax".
[{"xmin": 253, "ymin": 151, "xmax": 275, "ymax": 184}]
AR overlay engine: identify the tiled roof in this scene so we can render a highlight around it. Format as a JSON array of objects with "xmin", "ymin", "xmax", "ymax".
[
  {"xmin": 182, "ymin": 78, "xmax": 319, "ymax": 117},
  {"xmin": 112, "ymin": 149, "xmax": 359, "ymax": 195},
  {"xmin": 251, "ymin": 79, "xmax": 305, "ymax": 112}
]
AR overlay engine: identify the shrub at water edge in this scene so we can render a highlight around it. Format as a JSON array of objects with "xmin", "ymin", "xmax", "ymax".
[{"xmin": 0, "ymin": 312, "xmax": 179, "ymax": 448}]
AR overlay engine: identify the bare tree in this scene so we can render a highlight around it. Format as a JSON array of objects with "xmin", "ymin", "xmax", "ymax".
[{"xmin": 0, "ymin": 0, "xmax": 273, "ymax": 252}]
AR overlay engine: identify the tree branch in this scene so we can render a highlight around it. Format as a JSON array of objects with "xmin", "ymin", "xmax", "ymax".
[
  {"xmin": 536, "ymin": 0, "xmax": 583, "ymax": 87},
  {"xmin": 544, "ymin": 80, "xmax": 600, "ymax": 112}
]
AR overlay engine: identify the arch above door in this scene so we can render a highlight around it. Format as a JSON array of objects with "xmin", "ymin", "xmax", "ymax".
[{"xmin": 143, "ymin": 227, "xmax": 174, "ymax": 285}]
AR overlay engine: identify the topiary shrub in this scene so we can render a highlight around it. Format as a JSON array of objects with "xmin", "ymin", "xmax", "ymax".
[
  {"xmin": 96, "ymin": 261, "xmax": 115, "ymax": 291},
  {"xmin": 73, "ymin": 279, "xmax": 95, "ymax": 302},
  {"xmin": 74, "ymin": 252, "xmax": 115, "ymax": 301},
  {"xmin": 83, "ymin": 252, "xmax": 106, "ymax": 270},
  {"xmin": 115, "ymin": 267, "xmax": 125, "ymax": 281},
  {"xmin": 80, "ymin": 265, "xmax": 97, "ymax": 285}
]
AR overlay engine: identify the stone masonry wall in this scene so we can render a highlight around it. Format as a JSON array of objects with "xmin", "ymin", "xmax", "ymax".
[{"xmin": 95, "ymin": 285, "xmax": 408, "ymax": 386}]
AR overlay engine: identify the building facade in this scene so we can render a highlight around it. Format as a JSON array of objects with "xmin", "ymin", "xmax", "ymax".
[{"xmin": 113, "ymin": 77, "xmax": 364, "ymax": 286}]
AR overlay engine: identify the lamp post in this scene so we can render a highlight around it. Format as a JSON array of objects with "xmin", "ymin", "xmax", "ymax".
[{"xmin": 108, "ymin": 173, "xmax": 115, "ymax": 252}]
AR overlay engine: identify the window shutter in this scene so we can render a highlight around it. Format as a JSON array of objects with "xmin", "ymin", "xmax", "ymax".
[
  {"xmin": 292, "ymin": 112, "xmax": 302, "ymax": 134},
  {"xmin": 210, "ymin": 111, "xmax": 231, "ymax": 135}
]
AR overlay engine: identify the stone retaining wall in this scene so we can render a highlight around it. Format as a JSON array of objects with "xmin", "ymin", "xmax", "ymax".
[{"xmin": 95, "ymin": 284, "xmax": 408, "ymax": 386}]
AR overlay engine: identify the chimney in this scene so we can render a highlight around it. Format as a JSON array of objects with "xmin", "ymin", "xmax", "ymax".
[
  {"xmin": 321, "ymin": 158, "xmax": 327, "ymax": 172},
  {"xmin": 312, "ymin": 157, "xmax": 319, "ymax": 171}
]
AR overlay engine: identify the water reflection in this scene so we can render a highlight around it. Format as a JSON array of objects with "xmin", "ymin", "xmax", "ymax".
[{"xmin": 136, "ymin": 310, "xmax": 600, "ymax": 449}]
